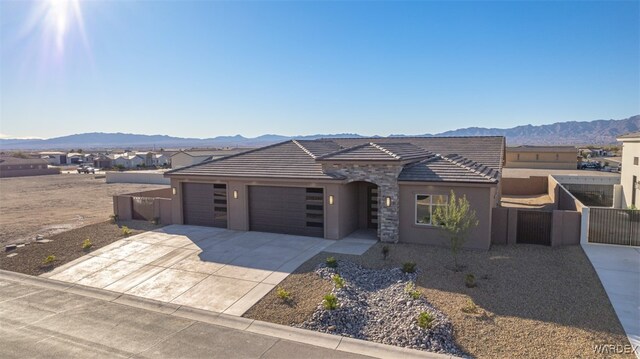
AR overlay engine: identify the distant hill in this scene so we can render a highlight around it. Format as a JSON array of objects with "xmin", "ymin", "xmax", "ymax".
[
  {"xmin": 0, "ymin": 115, "xmax": 637, "ymax": 150},
  {"xmin": 431, "ymin": 115, "xmax": 640, "ymax": 145}
]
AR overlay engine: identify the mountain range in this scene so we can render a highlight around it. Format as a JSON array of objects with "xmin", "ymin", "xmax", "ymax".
[{"xmin": 1, "ymin": 115, "xmax": 638, "ymax": 151}]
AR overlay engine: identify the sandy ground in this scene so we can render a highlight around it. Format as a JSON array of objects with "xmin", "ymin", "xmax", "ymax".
[
  {"xmin": 0, "ymin": 174, "xmax": 167, "ymax": 245},
  {"xmin": 246, "ymin": 243, "xmax": 632, "ymax": 359},
  {"xmin": 501, "ymin": 194, "xmax": 555, "ymax": 210}
]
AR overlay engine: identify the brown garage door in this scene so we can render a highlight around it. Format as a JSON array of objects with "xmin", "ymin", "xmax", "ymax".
[
  {"xmin": 249, "ymin": 186, "xmax": 324, "ymax": 237},
  {"xmin": 182, "ymin": 183, "xmax": 227, "ymax": 228}
]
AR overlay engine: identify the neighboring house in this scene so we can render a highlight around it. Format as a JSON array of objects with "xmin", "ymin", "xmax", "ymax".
[
  {"xmin": 0, "ymin": 157, "xmax": 59, "ymax": 178},
  {"xmin": 39, "ymin": 151, "xmax": 67, "ymax": 165},
  {"xmin": 93, "ymin": 155, "xmax": 113, "ymax": 169},
  {"xmin": 170, "ymin": 149, "xmax": 251, "ymax": 169},
  {"xmin": 505, "ymin": 146, "xmax": 578, "ymax": 169},
  {"xmin": 113, "ymin": 154, "xmax": 145, "ymax": 169},
  {"xmin": 617, "ymin": 132, "xmax": 640, "ymax": 208},
  {"xmin": 165, "ymin": 137, "xmax": 505, "ymax": 250},
  {"xmin": 154, "ymin": 153, "xmax": 171, "ymax": 167}
]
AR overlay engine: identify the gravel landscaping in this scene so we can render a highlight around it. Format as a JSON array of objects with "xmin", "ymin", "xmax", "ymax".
[
  {"xmin": 0, "ymin": 220, "xmax": 161, "ymax": 276},
  {"xmin": 299, "ymin": 260, "xmax": 464, "ymax": 356},
  {"xmin": 245, "ymin": 243, "xmax": 634, "ymax": 359}
]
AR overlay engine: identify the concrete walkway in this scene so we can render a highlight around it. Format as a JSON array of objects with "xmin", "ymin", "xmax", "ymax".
[
  {"xmin": 0, "ymin": 270, "xmax": 453, "ymax": 359},
  {"xmin": 42, "ymin": 225, "xmax": 376, "ymax": 316},
  {"xmin": 582, "ymin": 244, "xmax": 640, "ymax": 358}
]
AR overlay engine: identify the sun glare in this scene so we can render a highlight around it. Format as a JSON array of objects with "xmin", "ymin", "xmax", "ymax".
[{"xmin": 26, "ymin": 0, "xmax": 89, "ymax": 56}]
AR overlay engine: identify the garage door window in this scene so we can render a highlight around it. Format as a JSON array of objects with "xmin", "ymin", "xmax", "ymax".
[
  {"xmin": 306, "ymin": 188, "xmax": 324, "ymax": 228},
  {"xmin": 213, "ymin": 184, "xmax": 227, "ymax": 225}
]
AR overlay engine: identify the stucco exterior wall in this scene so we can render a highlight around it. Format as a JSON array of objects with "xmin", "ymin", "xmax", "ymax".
[
  {"xmin": 0, "ymin": 167, "xmax": 60, "ymax": 178},
  {"xmin": 501, "ymin": 176, "xmax": 548, "ymax": 195},
  {"xmin": 620, "ymin": 140, "xmax": 640, "ymax": 208},
  {"xmin": 505, "ymin": 150, "xmax": 577, "ymax": 169},
  {"xmin": 398, "ymin": 183, "xmax": 495, "ymax": 250}
]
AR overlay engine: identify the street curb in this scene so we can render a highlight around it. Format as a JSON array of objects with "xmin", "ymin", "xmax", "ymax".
[{"xmin": 0, "ymin": 270, "xmax": 456, "ymax": 359}]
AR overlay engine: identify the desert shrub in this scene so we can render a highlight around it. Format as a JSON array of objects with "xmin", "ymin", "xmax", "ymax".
[
  {"xmin": 382, "ymin": 245, "xmax": 390, "ymax": 260},
  {"xmin": 402, "ymin": 261, "xmax": 416, "ymax": 273},
  {"xmin": 276, "ymin": 287, "xmax": 291, "ymax": 301},
  {"xmin": 325, "ymin": 257, "xmax": 337, "ymax": 268},
  {"xmin": 109, "ymin": 214, "xmax": 118, "ymax": 224},
  {"xmin": 121, "ymin": 226, "xmax": 132, "ymax": 237},
  {"xmin": 465, "ymin": 273, "xmax": 476, "ymax": 288},
  {"xmin": 323, "ymin": 293, "xmax": 338, "ymax": 310},
  {"xmin": 150, "ymin": 217, "xmax": 160, "ymax": 225},
  {"xmin": 417, "ymin": 311, "xmax": 434, "ymax": 329},
  {"xmin": 331, "ymin": 274, "xmax": 345, "ymax": 289},
  {"xmin": 462, "ymin": 298, "xmax": 479, "ymax": 313},
  {"xmin": 82, "ymin": 239, "xmax": 93, "ymax": 251},
  {"xmin": 404, "ymin": 282, "xmax": 421, "ymax": 299},
  {"xmin": 43, "ymin": 255, "xmax": 56, "ymax": 265}
]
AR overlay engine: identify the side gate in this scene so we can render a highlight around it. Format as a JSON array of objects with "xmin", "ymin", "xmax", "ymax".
[
  {"xmin": 517, "ymin": 210, "xmax": 553, "ymax": 246},
  {"xmin": 132, "ymin": 196, "xmax": 155, "ymax": 221}
]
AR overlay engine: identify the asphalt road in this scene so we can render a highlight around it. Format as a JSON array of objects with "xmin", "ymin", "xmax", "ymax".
[{"xmin": 0, "ymin": 277, "xmax": 372, "ymax": 359}]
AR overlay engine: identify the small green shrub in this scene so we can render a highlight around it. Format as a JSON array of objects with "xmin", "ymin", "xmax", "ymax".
[
  {"xmin": 150, "ymin": 217, "xmax": 160, "ymax": 225},
  {"xmin": 43, "ymin": 255, "xmax": 56, "ymax": 265},
  {"xmin": 332, "ymin": 274, "xmax": 345, "ymax": 289},
  {"xmin": 465, "ymin": 273, "xmax": 476, "ymax": 288},
  {"xmin": 323, "ymin": 293, "xmax": 338, "ymax": 310},
  {"xmin": 417, "ymin": 311, "xmax": 434, "ymax": 329},
  {"xmin": 82, "ymin": 239, "xmax": 93, "ymax": 251},
  {"xmin": 121, "ymin": 226, "xmax": 132, "ymax": 237},
  {"xmin": 382, "ymin": 245, "xmax": 390, "ymax": 260},
  {"xmin": 462, "ymin": 298, "xmax": 478, "ymax": 314},
  {"xmin": 401, "ymin": 261, "xmax": 416, "ymax": 273},
  {"xmin": 325, "ymin": 257, "xmax": 337, "ymax": 268},
  {"xmin": 109, "ymin": 214, "xmax": 118, "ymax": 224},
  {"xmin": 404, "ymin": 282, "xmax": 421, "ymax": 299},
  {"xmin": 276, "ymin": 287, "xmax": 291, "ymax": 301}
]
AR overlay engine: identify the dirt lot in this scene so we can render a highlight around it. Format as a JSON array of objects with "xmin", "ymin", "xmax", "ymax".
[
  {"xmin": 0, "ymin": 174, "xmax": 167, "ymax": 245},
  {"xmin": 245, "ymin": 243, "xmax": 632, "ymax": 359},
  {"xmin": 0, "ymin": 220, "xmax": 160, "ymax": 276}
]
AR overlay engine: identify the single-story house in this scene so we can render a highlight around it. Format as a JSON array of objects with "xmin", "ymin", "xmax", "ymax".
[
  {"xmin": 617, "ymin": 132, "xmax": 640, "ymax": 208},
  {"xmin": 39, "ymin": 151, "xmax": 67, "ymax": 165},
  {"xmin": 170, "ymin": 149, "xmax": 252, "ymax": 169},
  {"xmin": 154, "ymin": 153, "xmax": 171, "ymax": 167},
  {"xmin": 113, "ymin": 154, "xmax": 146, "ymax": 169},
  {"xmin": 505, "ymin": 146, "xmax": 578, "ymax": 169},
  {"xmin": 93, "ymin": 154, "xmax": 113, "ymax": 169},
  {"xmin": 0, "ymin": 156, "xmax": 60, "ymax": 178},
  {"xmin": 165, "ymin": 137, "xmax": 505, "ymax": 250}
]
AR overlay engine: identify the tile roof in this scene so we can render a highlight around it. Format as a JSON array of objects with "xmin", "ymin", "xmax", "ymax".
[
  {"xmin": 167, "ymin": 136, "xmax": 505, "ymax": 183},
  {"xmin": 329, "ymin": 136, "xmax": 504, "ymax": 171},
  {"xmin": 316, "ymin": 142, "xmax": 431, "ymax": 162},
  {"xmin": 399, "ymin": 154, "xmax": 499, "ymax": 183},
  {"xmin": 166, "ymin": 141, "xmax": 339, "ymax": 179}
]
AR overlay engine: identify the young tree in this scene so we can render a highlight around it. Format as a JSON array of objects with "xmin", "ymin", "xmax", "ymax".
[{"xmin": 432, "ymin": 190, "xmax": 479, "ymax": 271}]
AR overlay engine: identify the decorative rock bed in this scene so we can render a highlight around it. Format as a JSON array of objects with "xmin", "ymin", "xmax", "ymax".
[{"xmin": 298, "ymin": 260, "xmax": 465, "ymax": 357}]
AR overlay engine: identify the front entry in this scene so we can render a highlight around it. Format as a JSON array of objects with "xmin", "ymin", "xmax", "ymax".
[{"xmin": 367, "ymin": 185, "xmax": 379, "ymax": 229}]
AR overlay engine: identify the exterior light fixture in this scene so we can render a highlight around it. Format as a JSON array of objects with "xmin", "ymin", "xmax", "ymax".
[
  {"xmin": 385, "ymin": 197, "xmax": 391, "ymax": 207},
  {"xmin": 329, "ymin": 195, "xmax": 334, "ymax": 205},
  {"xmin": 233, "ymin": 190, "xmax": 238, "ymax": 199},
  {"xmin": 172, "ymin": 187, "xmax": 177, "ymax": 195}
]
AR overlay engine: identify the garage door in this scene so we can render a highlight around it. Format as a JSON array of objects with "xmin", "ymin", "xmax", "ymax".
[
  {"xmin": 182, "ymin": 183, "xmax": 227, "ymax": 228},
  {"xmin": 249, "ymin": 186, "xmax": 324, "ymax": 237}
]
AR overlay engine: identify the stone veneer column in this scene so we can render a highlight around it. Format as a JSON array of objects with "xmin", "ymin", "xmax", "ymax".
[{"xmin": 323, "ymin": 163, "xmax": 402, "ymax": 243}]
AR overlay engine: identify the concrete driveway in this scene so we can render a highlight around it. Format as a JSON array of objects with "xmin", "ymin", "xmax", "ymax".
[
  {"xmin": 582, "ymin": 244, "xmax": 640, "ymax": 357},
  {"xmin": 42, "ymin": 225, "xmax": 376, "ymax": 316}
]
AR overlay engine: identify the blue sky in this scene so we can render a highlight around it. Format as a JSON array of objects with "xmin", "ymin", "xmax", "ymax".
[{"xmin": 1, "ymin": 0, "xmax": 638, "ymax": 139}]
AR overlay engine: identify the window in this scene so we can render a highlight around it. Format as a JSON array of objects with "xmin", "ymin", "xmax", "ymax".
[
  {"xmin": 536, "ymin": 154, "xmax": 539, "ymax": 161},
  {"xmin": 634, "ymin": 157, "xmax": 639, "ymax": 166},
  {"xmin": 555, "ymin": 153, "xmax": 559, "ymax": 161},
  {"xmin": 517, "ymin": 154, "xmax": 520, "ymax": 161},
  {"xmin": 415, "ymin": 194, "xmax": 448, "ymax": 226}
]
